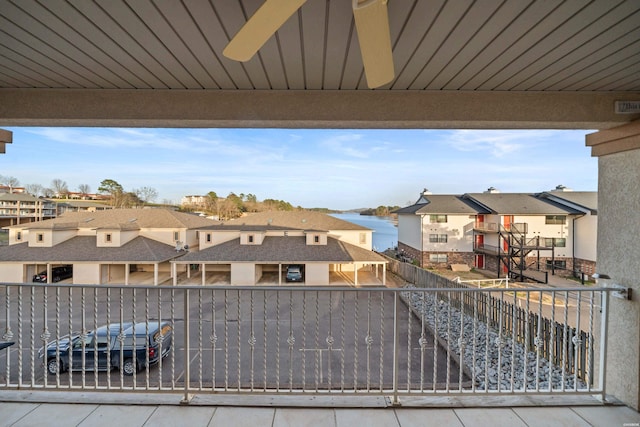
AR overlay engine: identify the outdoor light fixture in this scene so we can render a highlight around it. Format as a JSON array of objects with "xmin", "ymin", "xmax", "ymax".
[{"xmin": 592, "ymin": 273, "xmax": 632, "ymax": 300}]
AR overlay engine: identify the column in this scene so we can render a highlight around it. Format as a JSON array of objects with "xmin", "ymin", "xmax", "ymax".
[{"xmin": 586, "ymin": 120, "xmax": 640, "ymax": 410}]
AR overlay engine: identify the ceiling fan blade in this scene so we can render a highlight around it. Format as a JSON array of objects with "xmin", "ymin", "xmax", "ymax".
[
  {"xmin": 223, "ymin": 0, "xmax": 307, "ymax": 62},
  {"xmin": 353, "ymin": 0, "xmax": 394, "ymax": 88}
]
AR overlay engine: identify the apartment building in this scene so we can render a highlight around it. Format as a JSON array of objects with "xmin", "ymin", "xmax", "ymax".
[
  {"xmin": 0, "ymin": 192, "xmax": 57, "ymax": 228},
  {"xmin": 396, "ymin": 187, "xmax": 597, "ymax": 281}
]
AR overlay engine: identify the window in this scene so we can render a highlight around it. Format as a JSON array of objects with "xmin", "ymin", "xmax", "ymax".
[
  {"xmin": 314, "ymin": 235, "xmax": 320, "ymax": 243},
  {"xmin": 429, "ymin": 234, "xmax": 448, "ymax": 243},
  {"xmin": 546, "ymin": 260, "xmax": 566, "ymax": 269},
  {"xmin": 430, "ymin": 214, "xmax": 447, "ymax": 223},
  {"xmin": 37, "ymin": 233, "xmax": 44, "ymax": 242},
  {"xmin": 173, "ymin": 231, "xmax": 179, "ymax": 241},
  {"xmin": 429, "ymin": 253, "xmax": 448, "ymax": 263},
  {"xmin": 359, "ymin": 233, "xmax": 366, "ymax": 244},
  {"xmin": 248, "ymin": 235, "xmax": 254, "ymax": 243},
  {"xmin": 544, "ymin": 237, "xmax": 566, "ymax": 247},
  {"xmin": 105, "ymin": 233, "xmax": 112, "ymax": 243},
  {"xmin": 545, "ymin": 215, "xmax": 566, "ymax": 225}
]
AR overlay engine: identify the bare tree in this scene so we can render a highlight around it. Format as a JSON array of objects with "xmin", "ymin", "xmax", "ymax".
[
  {"xmin": 78, "ymin": 184, "xmax": 91, "ymax": 199},
  {"xmin": 51, "ymin": 179, "xmax": 69, "ymax": 198},
  {"xmin": 134, "ymin": 186, "xmax": 158, "ymax": 205},
  {"xmin": 25, "ymin": 183, "xmax": 44, "ymax": 197},
  {"xmin": 0, "ymin": 175, "xmax": 20, "ymax": 193}
]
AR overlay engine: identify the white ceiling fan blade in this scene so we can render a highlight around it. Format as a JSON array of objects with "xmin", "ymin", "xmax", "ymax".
[
  {"xmin": 224, "ymin": 0, "xmax": 307, "ymax": 62},
  {"xmin": 353, "ymin": 0, "xmax": 394, "ymax": 88}
]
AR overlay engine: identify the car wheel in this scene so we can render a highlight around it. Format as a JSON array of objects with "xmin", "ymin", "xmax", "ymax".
[
  {"xmin": 122, "ymin": 359, "xmax": 136, "ymax": 376},
  {"xmin": 47, "ymin": 359, "xmax": 62, "ymax": 375}
]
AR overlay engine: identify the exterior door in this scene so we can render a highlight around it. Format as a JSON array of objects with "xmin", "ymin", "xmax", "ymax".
[{"xmin": 475, "ymin": 254, "xmax": 484, "ymax": 269}]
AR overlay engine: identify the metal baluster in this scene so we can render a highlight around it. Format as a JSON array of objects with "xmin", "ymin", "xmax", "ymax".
[
  {"xmin": 288, "ymin": 290, "xmax": 294, "ymax": 391},
  {"xmin": 573, "ymin": 290, "xmax": 582, "ymax": 392},
  {"xmin": 406, "ymin": 290, "xmax": 413, "ymax": 391},
  {"xmin": 55, "ymin": 286, "xmax": 60, "ymax": 388},
  {"xmin": 510, "ymin": 290, "xmax": 517, "ymax": 392},
  {"xmin": 211, "ymin": 289, "xmax": 217, "ymax": 391},
  {"xmin": 41, "ymin": 285, "xmax": 49, "ymax": 388},
  {"xmin": 352, "ymin": 289, "xmax": 358, "ymax": 391},
  {"xmin": 224, "ymin": 289, "xmax": 229, "ymax": 391},
  {"xmin": 365, "ymin": 291, "xmax": 371, "ymax": 391},
  {"xmin": 81, "ymin": 286, "xmax": 86, "ymax": 389},
  {"xmin": 170, "ymin": 287, "xmax": 176, "ymax": 390},
  {"xmin": 392, "ymin": 291, "xmax": 399, "ymax": 405},
  {"xmin": 3, "ymin": 286, "xmax": 13, "ymax": 387},
  {"xmin": 458, "ymin": 290, "xmax": 465, "ymax": 392},
  {"xmin": 378, "ymin": 291, "xmax": 384, "ymax": 392},
  {"xmin": 327, "ymin": 290, "xmax": 333, "ymax": 391},
  {"xmin": 145, "ymin": 288, "xmax": 150, "ymax": 389},
  {"xmin": 561, "ymin": 291, "xmax": 569, "ymax": 392},
  {"xmin": 419, "ymin": 290, "xmax": 425, "ymax": 392},
  {"xmin": 93, "ymin": 287, "xmax": 99, "ymax": 388},
  {"xmin": 301, "ymin": 290, "xmax": 307, "ymax": 391},
  {"xmin": 183, "ymin": 288, "xmax": 190, "ymax": 402},
  {"xmin": 249, "ymin": 289, "xmax": 255, "ymax": 391},
  {"xmin": 132, "ymin": 287, "xmax": 137, "ymax": 389},
  {"xmin": 433, "ymin": 289, "xmax": 439, "ymax": 393},
  {"xmin": 67, "ymin": 286, "xmax": 72, "ymax": 387},
  {"xmin": 445, "ymin": 290, "xmax": 451, "ymax": 393},
  {"xmin": 472, "ymin": 289, "xmax": 478, "ymax": 392},
  {"xmin": 118, "ymin": 288, "xmax": 124, "ymax": 389},
  {"xmin": 29, "ymin": 285, "xmax": 35, "ymax": 386},
  {"xmin": 236, "ymin": 289, "xmax": 241, "ymax": 392},
  {"xmin": 523, "ymin": 291, "xmax": 531, "ymax": 392},
  {"xmin": 157, "ymin": 288, "xmax": 163, "ymax": 390},
  {"xmin": 276, "ymin": 289, "xmax": 281, "ymax": 391},
  {"xmin": 314, "ymin": 290, "xmax": 319, "ymax": 391},
  {"xmin": 340, "ymin": 290, "xmax": 346, "ymax": 392},
  {"xmin": 262, "ymin": 289, "xmax": 267, "ymax": 390},
  {"xmin": 549, "ymin": 291, "xmax": 556, "ymax": 392},
  {"xmin": 586, "ymin": 290, "xmax": 595, "ymax": 392},
  {"xmin": 198, "ymin": 288, "xmax": 203, "ymax": 390},
  {"xmin": 106, "ymin": 287, "xmax": 111, "ymax": 390},
  {"xmin": 535, "ymin": 290, "xmax": 543, "ymax": 392}
]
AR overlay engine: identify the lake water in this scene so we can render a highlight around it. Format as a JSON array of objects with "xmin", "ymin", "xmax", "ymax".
[{"xmin": 330, "ymin": 213, "xmax": 398, "ymax": 251}]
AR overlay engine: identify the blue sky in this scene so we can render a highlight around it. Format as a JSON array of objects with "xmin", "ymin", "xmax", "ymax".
[{"xmin": 1, "ymin": 127, "xmax": 597, "ymax": 210}]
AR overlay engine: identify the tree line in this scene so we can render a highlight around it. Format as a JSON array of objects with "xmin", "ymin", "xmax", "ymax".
[
  {"xmin": 0, "ymin": 175, "xmax": 159, "ymax": 207},
  {"xmin": 181, "ymin": 191, "xmax": 298, "ymax": 220}
]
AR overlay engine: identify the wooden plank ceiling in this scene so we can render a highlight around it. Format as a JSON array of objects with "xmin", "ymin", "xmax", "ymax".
[{"xmin": 0, "ymin": 0, "xmax": 638, "ymax": 92}]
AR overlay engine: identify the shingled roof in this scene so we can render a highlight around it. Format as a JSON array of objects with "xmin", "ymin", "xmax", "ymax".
[
  {"xmin": 6, "ymin": 208, "xmax": 218, "ymax": 230},
  {"xmin": 0, "ymin": 236, "xmax": 181, "ymax": 263},
  {"xmin": 395, "ymin": 194, "xmax": 487, "ymax": 215},
  {"xmin": 207, "ymin": 211, "xmax": 370, "ymax": 232},
  {"xmin": 176, "ymin": 236, "xmax": 384, "ymax": 264}
]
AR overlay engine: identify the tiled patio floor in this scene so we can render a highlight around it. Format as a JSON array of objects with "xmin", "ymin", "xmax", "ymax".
[{"xmin": 1, "ymin": 392, "xmax": 639, "ymax": 427}]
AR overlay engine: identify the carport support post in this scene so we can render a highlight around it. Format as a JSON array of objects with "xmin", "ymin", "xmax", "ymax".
[{"xmin": 181, "ymin": 288, "xmax": 192, "ymax": 404}]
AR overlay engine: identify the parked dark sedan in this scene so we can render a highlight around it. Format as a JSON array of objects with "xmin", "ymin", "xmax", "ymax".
[
  {"xmin": 33, "ymin": 265, "xmax": 73, "ymax": 283},
  {"xmin": 39, "ymin": 321, "xmax": 173, "ymax": 376}
]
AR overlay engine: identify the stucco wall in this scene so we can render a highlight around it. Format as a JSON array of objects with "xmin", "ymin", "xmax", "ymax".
[
  {"xmin": 231, "ymin": 263, "xmax": 255, "ymax": 285},
  {"xmin": 74, "ymin": 264, "xmax": 101, "ymax": 285},
  {"xmin": 598, "ymin": 149, "xmax": 640, "ymax": 410},
  {"xmin": 397, "ymin": 214, "xmax": 421, "ymax": 250},
  {"xmin": 305, "ymin": 263, "xmax": 329, "ymax": 286},
  {"xmin": 0, "ymin": 264, "xmax": 24, "ymax": 282}
]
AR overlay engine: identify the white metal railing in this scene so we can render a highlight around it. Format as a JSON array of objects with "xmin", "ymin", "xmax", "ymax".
[{"xmin": 0, "ymin": 281, "xmax": 611, "ymax": 404}]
